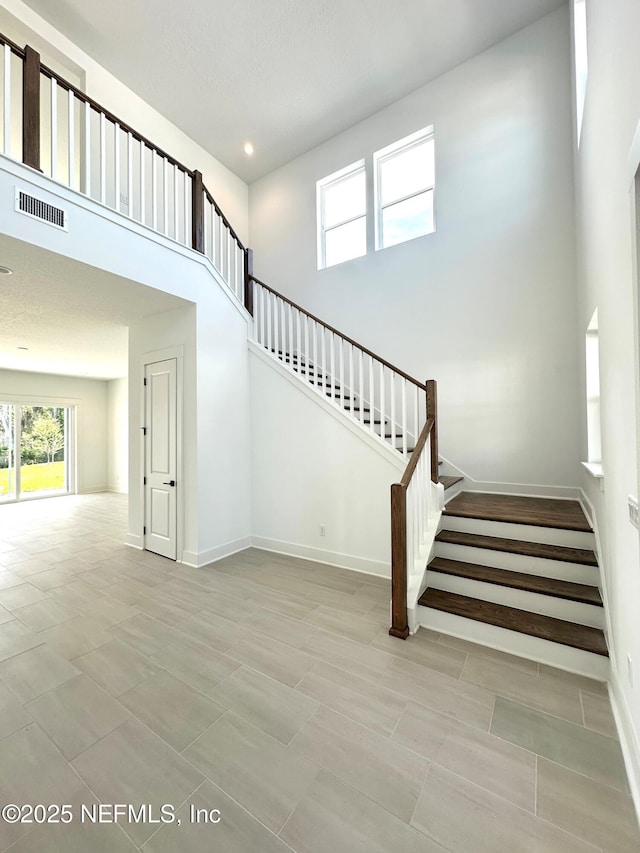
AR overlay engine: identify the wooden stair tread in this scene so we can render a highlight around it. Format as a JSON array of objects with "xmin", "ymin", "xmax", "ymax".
[
  {"xmin": 444, "ymin": 492, "xmax": 592, "ymax": 532},
  {"xmin": 419, "ymin": 589, "xmax": 608, "ymax": 656},
  {"xmin": 428, "ymin": 557, "xmax": 602, "ymax": 605},
  {"xmin": 436, "ymin": 529, "xmax": 598, "ymax": 566},
  {"xmin": 440, "ymin": 475, "xmax": 463, "ymax": 490}
]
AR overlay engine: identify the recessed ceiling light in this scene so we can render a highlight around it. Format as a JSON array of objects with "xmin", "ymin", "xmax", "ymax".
[
  {"xmin": 0, "ymin": 266, "xmax": 13, "ymax": 275},
  {"xmin": 243, "ymin": 142, "xmax": 254, "ymax": 156}
]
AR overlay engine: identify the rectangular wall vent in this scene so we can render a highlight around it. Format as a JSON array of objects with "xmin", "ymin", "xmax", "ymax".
[{"xmin": 15, "ymin": 189, "xmax": 67, "ymax": 231}]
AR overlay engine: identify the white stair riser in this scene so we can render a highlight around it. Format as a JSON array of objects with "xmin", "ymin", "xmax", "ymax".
[
  {"xmin": 435, "ymin": 542, "xmax": 599, "ymax": 585},
  {"xmin": 417, "ymin": 605, "xmax": 609, "ymax": 680},
  {"xmin": 440, "ymin": 516, "xmax": 594, "ymax": 549},
  {"xmin": 425, "ymin": 572, "xmax": 603, "ymax": 628}
]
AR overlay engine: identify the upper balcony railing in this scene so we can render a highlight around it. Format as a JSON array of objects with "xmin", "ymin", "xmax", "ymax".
[{"xmin": 0, "ymin": 35, "xmax": 252, "ymax": 311}]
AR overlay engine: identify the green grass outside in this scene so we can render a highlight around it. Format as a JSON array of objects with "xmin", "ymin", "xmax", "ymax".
[{"xmin": 0, "ymin": 461, "xmax": 65, "ymax": 495}]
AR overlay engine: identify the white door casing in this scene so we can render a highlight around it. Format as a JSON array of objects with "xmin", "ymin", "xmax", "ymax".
[{"xmin": 144, "ymin": 358, "xmax": 177, "ymax": 559}]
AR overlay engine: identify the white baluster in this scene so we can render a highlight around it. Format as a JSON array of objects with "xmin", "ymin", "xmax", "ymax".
[
  {"xmin": 218, "ymin": 215, "xmax": 224, "ymax": 273},
  {"xmin": 114, "ymin": 122, "xmax": 120, "ymax": 210},
  {"xmin": 3, "ymin": 45, "xmax": 10, "ymax": 156},
  {"xmin": 339, "ymin": 339, "xmax": 345, "ymax": 409},
  {"xmin": 330, "ymin": 332, "xmax": 335, "ymax": 401},
  {"xmin": 173, "ymin": 165, "xmax": 179, "ymax": 239},
  {"xmin": 99, "ymin": 113, "xmax": 106, "ymax": 204},
  {"xmin": 349, "ymin": 344, "xmax": 354, "ymax": 416},
  {"xmin": 50, "ymin": 79, "xmax": 57, "ymax": 179},
  {"xmin": 401, "ymin": 378, "xmax": 408, "ymax": 457},
  {"xmin": 369, "ymin": 355, "xmax": 375, "ymax": 434},
  {"xmin": 280, "ymin": 297, "xmax": 286, "ymax": 358},
  {"xmin": 312, "ymin": 321, "xmax": 318, "ymax": 389},
  {"xmin": 288, "ymin": 303, "xmax": 293, "ymax": 366},
  {"xmin": 140, "ymin": 141, "xmax": 146, "ymax": 224},
  {"xmin": 304, "ymin": 315, "xmax": 310, "ymax": 377},
  {"xmin": 390, "ymin": 373, "xmax": 396, "ymax": 452},
  {"xmin": 266, "ymin": 289, "xmax": 272, "ymax": 354},
  {"xmin": 295, "ymin": 310, "xmax": 301, "ymax": 369},
  {"xmin": 127, "ymin": 132, "xmax": 133, "ymax": 218},
  {"xmin": 320, "ymin": 326, "xmax": 326, "ymax": 395},
  {"xmin": 227, "ymin": 231, "xmax": 232, "ymax": 285},
  {"xmin": 152, "ymin": 152, "xmax": 158, "ymax": 230},
  {"xmin": 163, "ymin": 159, "xmax": 169, "ymax": 234},
  {"xmin": 253, "ymin": 282, "xmax": 259, "ymax": 342},
  {"xmin": 413, "ymin": 384, "xmax": 419, "ymax": 450},
  {"xmin": 84, "ymin": 100, "xmax": 91, "ymax": 196},
  {"xmin": 183, "ymin": 171, "xmax": 189, "ymax": 246},
  {"xmin": 212, "ymin": 213, "xmax": 217, "ymax": 269},
  {"xmin": 358, "ymin": 351, "xmax": 364, "ymax": 424},
  {"xmin": 67, "ymin": 89, "xmax": 74, "ymax": 188},
  {"xmin": 379, "ymin": 363, "xmax": 385, "ymax": 443}
]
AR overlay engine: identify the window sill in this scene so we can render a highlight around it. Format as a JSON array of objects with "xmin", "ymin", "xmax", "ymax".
[{"xmin": 582, "ymin": 461, "xmax": 604, "ymax": 479}]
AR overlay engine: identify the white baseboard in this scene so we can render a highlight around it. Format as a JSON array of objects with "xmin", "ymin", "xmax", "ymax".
[
  {"xmin": 106, "ymin": 487, "xmax": 128, "ymax": 495},
  {"xmin": 609, "ymin": 668, "xmax": 640, "ymax": 826},
  {"xmin": 251, "ymin": 536, "xmax": 390, "ymax": 579},
  {"xmin": 181, "ymin": 536, "xmax": 252, "ymax": 568},
  {"xmin": 125, "ymin": 532, "xmax": 143, "ymax": 549},
  {"xmin": 438, "ymin": 456, "xmax": 581, "ymax": 500}
]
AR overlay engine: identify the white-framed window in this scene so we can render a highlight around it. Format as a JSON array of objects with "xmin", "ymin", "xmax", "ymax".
[
  {"xmin": 574, "ymin": 0, "xmax": 588, "ymax": 145},
  {"xmin": 374, "ymin": 126, "xmax": 435, "ymax": 250},
  {"xmin": 316, "ymin": 160, "xmax": 366, "ymax": 269}
]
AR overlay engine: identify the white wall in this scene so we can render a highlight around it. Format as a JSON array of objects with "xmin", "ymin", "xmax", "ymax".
[
  {"xmin": 107, "ymin": 377, "xmax": 127, "ymax": 493},
  {"xmin": 573, "ymin": 0, "xmax": 640, "ymax": 813},
  {"xmin": 250, "ymin": 349, "xmax": 404, "ymax": 576},
  {"xmin": 0, "ymin": 368, "xmax": 107, "ymax": 492},
  {"xmin": 0, "ymin": 0, "xmax": 249, "ymax": 244},
  {"xmin": 249, "ymin": 8, "xmax": 579, "ymax": 488}
]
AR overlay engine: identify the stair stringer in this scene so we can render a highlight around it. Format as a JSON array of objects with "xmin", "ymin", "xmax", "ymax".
[{"xmin": 249, "ymin": 341, "xmax": 407, "ymax": 578}]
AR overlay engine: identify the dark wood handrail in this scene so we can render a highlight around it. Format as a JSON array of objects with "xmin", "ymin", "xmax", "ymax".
[
  {"xmin": 0, "ymin": 32, "xmax": 25, "ymax": 57},
  {"xmin": 250, "ymin": 275, "xmax": 426, "ymax": 390},
  {"xmin": 39, "ymin": 62, "xmax": 194, "ymax": 176},
  {"xmin": 203, "ymin": 187, "xmax": 245, "ymax": 252},
  {"xmin": 400, "ymin": 417, "xmax": 434, "ymax": 487}
]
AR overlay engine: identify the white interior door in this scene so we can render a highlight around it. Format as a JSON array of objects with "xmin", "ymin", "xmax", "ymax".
[{"xmin": 144, "ymin": 358, "xmax": 177, "ymax": 560}]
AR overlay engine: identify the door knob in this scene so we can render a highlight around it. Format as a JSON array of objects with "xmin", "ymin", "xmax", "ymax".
[{"xmin": 162, "ymin": 480, "xmax": 176, "ymax": 487}]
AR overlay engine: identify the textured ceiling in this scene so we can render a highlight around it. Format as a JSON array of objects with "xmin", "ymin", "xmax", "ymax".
[
  {"xmin": 0, "ymin": 236, "xmax": 189, "ymax": 379},
  {"xmin": 19, "ymin": 0, "xmax": 565, "ymax": 183}
]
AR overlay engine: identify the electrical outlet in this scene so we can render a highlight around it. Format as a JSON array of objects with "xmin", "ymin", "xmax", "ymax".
[
  {"xmin": 319, "ymin": 524, "xmax": 326, "ymax": 537},
  {"xmin": 628, "ymin": 655, "xmax": 634, "ymax": 687},
  {"xmin": 628, "ymin": 495, "xmax": 639, "ymax": 529}
]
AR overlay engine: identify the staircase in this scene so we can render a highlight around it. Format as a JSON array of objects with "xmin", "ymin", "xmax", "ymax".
[
  {"xmin": 418, "ymin": 492, "xmax": 608, "ymax": 678},
  {"xmin": 273, "ymin": 350, "xmax": 416, "ymax": 455}
]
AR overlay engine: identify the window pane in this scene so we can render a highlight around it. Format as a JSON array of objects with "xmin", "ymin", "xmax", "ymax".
[
  {"xmin": 323, "ymin": 169, "xmax": 365, "ymax": 229},
  {"xmin": 325, "ymin": 216, "xmax": 366, "ymax": 267},
  {"xmin": 380, "ymin": 139, "xmax": 434, "ymax": 206},
  {"xmin": 0, "ymin": 405, "xmax": 16, "ymax": 501},
  {"xmin": 20, "ymin": 406, "xmax": 67, "ymax": 495},
  {"xmin": 382, "ymin": 190, "xmax": 434, "ymax": 248}
]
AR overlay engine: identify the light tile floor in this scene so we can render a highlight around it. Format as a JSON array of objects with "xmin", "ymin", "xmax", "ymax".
[{"xmin": 0, "ymin": 493, "xmax": 638, "ymax": 852}]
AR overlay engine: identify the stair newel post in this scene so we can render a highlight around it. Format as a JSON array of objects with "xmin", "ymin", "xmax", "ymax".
[
  {"xmin": 426, "ymin": 379, "xmax": 438, "ymax": 484},
  {"xmin": 390, "ymin": 482, "xmax": 409, "ymax": 639},
  {"xmin": 22, "ymin": 45, "xmax": 41, "ymax": 171},
  {"xmin": 191, "ymin": 170, "xmax": 204, "ymax": 253},
  {"xmin": 244, "ymin": 247, "xmax": 254, "ymax": 316}
]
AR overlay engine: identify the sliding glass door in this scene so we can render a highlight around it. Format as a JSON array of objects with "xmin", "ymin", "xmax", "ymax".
[{"xmin": 0, "ymin": 403, "xmax": 72, "ymax": 502}]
